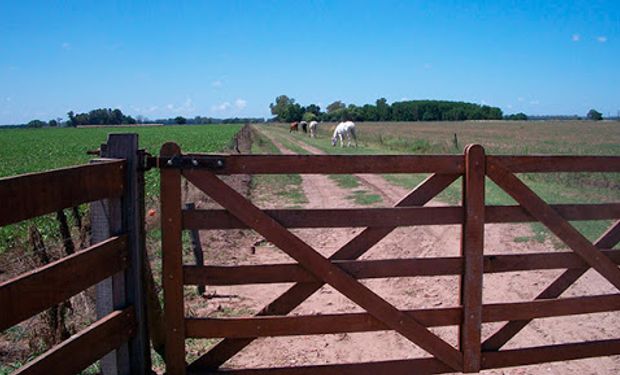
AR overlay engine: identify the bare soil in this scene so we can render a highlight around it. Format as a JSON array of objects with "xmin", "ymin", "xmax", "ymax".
[{"xmin": 191, "ymin": 127, "xmax": 620, "ymax": 374}]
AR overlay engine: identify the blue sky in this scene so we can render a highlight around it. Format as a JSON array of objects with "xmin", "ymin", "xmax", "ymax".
[{"xmin": 0, "ymin": 0, "xmax": 618, "ymax": 124}]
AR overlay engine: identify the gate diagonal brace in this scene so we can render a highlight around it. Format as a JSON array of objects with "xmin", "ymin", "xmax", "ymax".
[
  {"xmin": 182, "ymin": 169, "xmax": 464, "ymax": 371},
  {"xmin": 486, "ymin": 158, "xmax": 620, "ymax": 292}
]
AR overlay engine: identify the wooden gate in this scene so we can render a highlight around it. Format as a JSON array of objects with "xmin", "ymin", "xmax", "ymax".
[{"xmin": 158, "ymin": 142, "xmax": 620, "ymax": 374}]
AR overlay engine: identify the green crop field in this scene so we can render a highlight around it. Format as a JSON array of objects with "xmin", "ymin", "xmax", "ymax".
[{"xmin": 0, "ymin": 124, "xmax": 242, "ymax": 254}]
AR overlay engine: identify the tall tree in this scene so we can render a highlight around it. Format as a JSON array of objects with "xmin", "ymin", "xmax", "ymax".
[
  {"xmin": 326, "ymin": 100, "xmax": 346, "ymax": 113},
  {"xmin": 587, "ymin": 109, "xmax": 603, "ymax": 121},
  {"xmin": 375, "ymin": 98, "xmax": 391, "ymax": 121},
  {"xmin": 270, "ymin": 95, "xmax": 295, "ymax": 120}
]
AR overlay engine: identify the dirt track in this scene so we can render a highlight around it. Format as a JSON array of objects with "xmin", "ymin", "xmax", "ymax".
[{"xmin": 195, "ymin": 126, "xmax": 620, "ymax": 374}]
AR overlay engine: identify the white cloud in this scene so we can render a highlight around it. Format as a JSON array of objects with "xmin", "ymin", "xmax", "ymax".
[
  {"xmin": 529, "ymin": 100, "xmax": 540, "ymax": 105},
  {"xmin": 517, "ymin": 97, "xmax": 524, "ymax": 102},
  {"xmin": 234, "ymin": 99, "xmax": 247, "ymax": 110},
  {"xmin": 506, "ymin": 104, "xmax": 513, "ymax": 109},
  {"xmin": 212, "ymin": 80, "xmax": 223, "ymax": 88},
  {"xmin": 61, "ymin": 42, "xmax": 71, "ymax": 50},
  {"xmin": 212, "ymin": 102, "xmax": 231, "ymax": 112},
  {"xmin": 161, "ymin": 98, "xmax": 195, "ymax": 114},
  {"xmin": 571, "ymin": 34, "xmax": 581, "ymax": 42},
  {"xmin": 597, "ymin": 36, "xmax": 608, "ymax": 43}
]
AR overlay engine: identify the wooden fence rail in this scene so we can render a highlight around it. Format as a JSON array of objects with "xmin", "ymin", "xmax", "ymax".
[
  {"xmin": 0, "ymin": 160, "xmax": 125, "ymax": 227},
  {"xmin": 157, "ymin": 143, "xmax": 620, "ymax": 375}
]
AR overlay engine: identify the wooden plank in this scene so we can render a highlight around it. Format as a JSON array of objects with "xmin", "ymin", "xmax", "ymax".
[
  {"xmin": 481, "ymin": 339, "xmax": 620, "ymax": 370},
  {"xmin": 186, "ymin": 308, "xmax": 459, "ymax": 338},
  {"xmin": 162, "ymin": 154, "xmax": 464, "ymax": 174},
  {"xmin": 482, "ymin": 220, "xmax": 620, "ymax": 351},
  {"xmin": 460, "ymin": 145, "xmax": 485, "ymax": 372},
  {"xmin": 183, "ymin": 206, "xmax": 463, "ymax": 229},
  {"xmin": 183, "ymin": 169, "xmax": 463, "ymax": 371},
  {"xmin": 188, "ymin": 173, "xmax": 459, "ymax": 371},
  {"xmin": 486, "ymin": 203, "xmax": 620, "ymax": 223},
  {"xmin": 184, "ymin": 203, "xmax": 620, "ymax": 230},
  {"xmin": 0, "ymin": 236, "xmax": 128, "ymax": 331},
  {"xmin": 486, "ymin": 159, "xmax": 620, "ymax": 291},
  {"xmin": 0, "ymin": 160, "xmax": 125, "ymax": 227},
  {"xmin": 489, "ymin": 155, "xmax": 620, "ymax": 172},
  {"xmin": 185, "ymin": 294, "xmax": 620, "ymax": 339},
  {"xmin": 188, "ymin": 358, "xmax": 452, "ymax": 375},
  {"xmin": 14, "ymin": 307, "xmax": 136, "ymax": 375},
  {"xmin": 160, "ymin": 142, "xmax": 187, "ymax": 375},
  {"xmin": 184, "ymin": 249, "xmax": 620, "ymax": 285}
]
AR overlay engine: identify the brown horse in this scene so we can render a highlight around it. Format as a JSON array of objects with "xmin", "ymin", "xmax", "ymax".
[{"xmin": 289, "ymin": 121, "xmax": 299, "ymax": 132}]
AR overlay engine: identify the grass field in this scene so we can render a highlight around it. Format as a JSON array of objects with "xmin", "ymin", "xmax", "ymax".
[
  {"xmin": 0, "ymin": 124, "xmax": 242, "ymax": 254},
  {"xmin": 259, "ymin": 120, "xmax": 620, "ymax": 244}
]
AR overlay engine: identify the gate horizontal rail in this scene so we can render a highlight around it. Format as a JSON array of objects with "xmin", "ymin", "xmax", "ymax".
[
  {"xmin": 186, "ymin": 293, "xmax": 620, "ymax": 338},
  {"xmin": 183, "ymin": 249, "xmax": 620, "ymax": 285},
  {"xmin": 183, "ymin": 203, "xmax": 620, "ymax": 229}
]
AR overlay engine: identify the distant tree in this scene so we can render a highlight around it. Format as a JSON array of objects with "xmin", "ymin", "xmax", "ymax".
[
  {"xmin": 67, "ymin": 111, "xmax": 76, "ymax": 127},
  {"xmin": 587, "ymin": 109, "xmax": 603, "ymax": 121},
  {"xmin": 505, "ymin": 113, "xmax": 528, "ymax": 121},
  {"xmin": 326, "ymin": 100, "xmax": 346, "ymax": 113},
  {"xmin": 27, "ymin": 119, "xmax": 47, "ymax": 128},
  {"xmin": 48, "ymin": 119, "xmax": 58, "ymax": 127},
  {"xmin": 375, "ymin": 98, "xmax": 391, "ymax": 121},
  {"xmin": 174, "ymin": 116, "xmax": 187, "ymax": 125},
  {"xmin": 65, "ymin": 108, "xmax": 135, "ymax": 126},
  {"xmin": 270, "ymin": 95, "xmax": 294, "ymax": 120},
  {"xmin": 305, "ymin": 104, "xmax": 321, "ymax": 116},
  {"xmin": 302, "ymin": 112, "xmax": 317, "ymax": 122},
  {"xmin": 361, "ymin": 104, "xmax": 379, "ymax": 121}
]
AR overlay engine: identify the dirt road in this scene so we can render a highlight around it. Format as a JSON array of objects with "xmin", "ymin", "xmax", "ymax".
[{"xmin": 195, "ymin": 126, "xmax": 620, "ymax": 374}]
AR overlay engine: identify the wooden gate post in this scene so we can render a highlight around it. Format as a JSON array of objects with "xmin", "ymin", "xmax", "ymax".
[
  {"xmin": 460, "ymin": 144, "xmax": 485, "ymax": 372},
  {"xmin": 160, "ymin": 143, "xmax": 187, "ymax": 374},
  {"xmin": 93, "ymin": 133, "xmax": 151, "ymax": 374}
]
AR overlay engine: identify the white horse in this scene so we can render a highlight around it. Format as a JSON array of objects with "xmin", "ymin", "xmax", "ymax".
[
  {"xmin": 308, "ymin": 120, "xmax": 318, "ymax": 138},
  {"xmin": 331, "ymin": 121, "xmax": 358, "ymax": 147}
]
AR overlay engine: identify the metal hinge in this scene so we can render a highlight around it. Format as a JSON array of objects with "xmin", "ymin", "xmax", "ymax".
[{"xmin": 154, "ymin": 155, "xmax": 226, "ymax": 170}]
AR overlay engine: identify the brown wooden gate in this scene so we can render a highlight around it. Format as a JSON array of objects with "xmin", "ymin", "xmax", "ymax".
[{"xmin": 158, "ymin": 142, "xmax": 620, "ymax": 374}]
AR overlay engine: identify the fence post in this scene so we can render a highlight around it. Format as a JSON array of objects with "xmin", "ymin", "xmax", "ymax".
[
  {"xmin": 93, "ymin": 133, "xmax": 150, "ymax": 374},
  {"xmin": 185, "ymin": 202, "xmax": 205, "ymax": 295},
  {"xmin": 460, "ymin": 144, "xmax": 485, "ymax": 372},
  {"xmin": 161, "ymin": 142, "xmax": 187, "ymax": 375}
]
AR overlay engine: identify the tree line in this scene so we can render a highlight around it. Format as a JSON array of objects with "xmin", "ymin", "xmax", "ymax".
[
  {"xmin": 269, "ymin": 95, "xmax": 506, "ymax": 122},
  {"xmin": 156, "ymin": 116, "xmax": 266, "ymax": 125},
  {"xmin": 22, "ymin": 108, "xmax": 267, "ymax": 128},
  {"xmin": 14, "ymin": 103, "xmax": 608, "ymax": 129}
]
